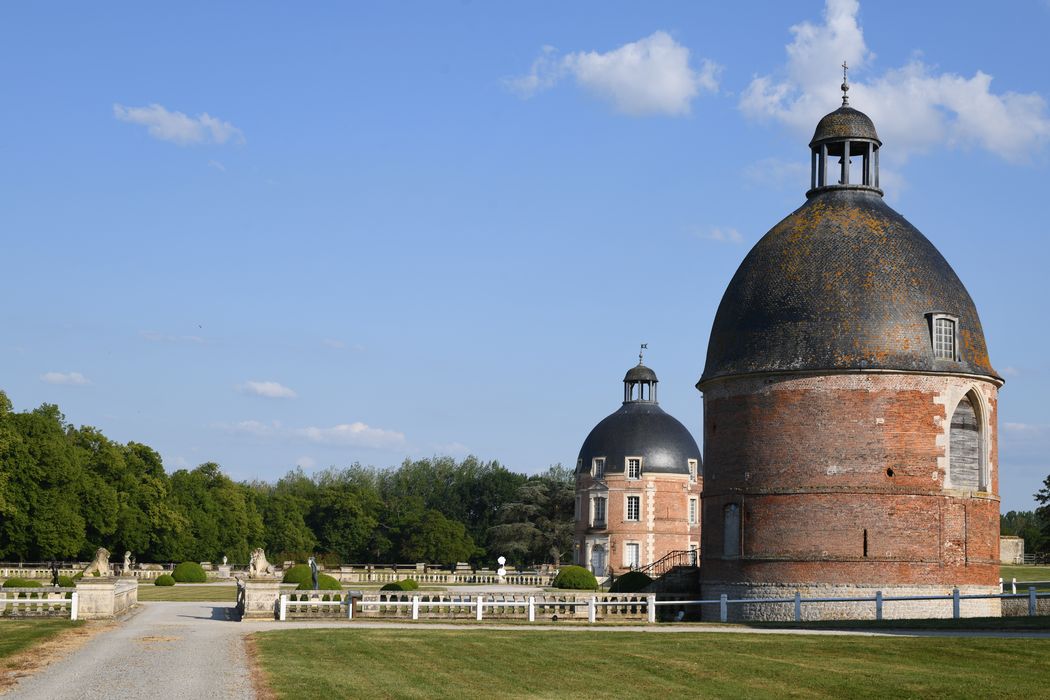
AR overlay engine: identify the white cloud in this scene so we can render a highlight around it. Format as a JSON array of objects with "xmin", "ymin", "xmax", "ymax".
[
  {"xmin": 697, "ymin": 227, "xmax": 745, "ymax": 244},
  {"xmin": 507, "ymin": 31, "xmax": 721, "ymax": 116},
  {"xmin": 238, "ymin": 381, "xmax": 297, "ymax": 399},
  {"xmin": 207, "ymin": 159, "xmax": 226, "ymax": 172},
  {"xmin": 740, "ymin": 0, "xmax": 1050, "ymax": 163},
  {"xmin": 296, "ymin": 422, "xmax": 406, "ymax": 450},
  {"xmin": 40, "ymin": 371, "xmax": 90, "ymax": 386},
  {"xmin": 113, "ymin": 103, "xmax": 244, "ymax": 146}
]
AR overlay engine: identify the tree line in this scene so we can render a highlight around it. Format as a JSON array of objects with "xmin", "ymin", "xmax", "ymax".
[{"xmin": 0, "ymin": 392, "xmax": 573, "ymax": 567}]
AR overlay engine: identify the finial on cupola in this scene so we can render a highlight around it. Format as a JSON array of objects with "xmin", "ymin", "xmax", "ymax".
[{"xmin": 841, "ymin": 60, "xmax": 850, "ymax": 106}]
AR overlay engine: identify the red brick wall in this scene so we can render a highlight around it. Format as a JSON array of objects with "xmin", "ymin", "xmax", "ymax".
[{"xmin": 700, "ymin": 373, "xmax": 1001, "ymax": 589}]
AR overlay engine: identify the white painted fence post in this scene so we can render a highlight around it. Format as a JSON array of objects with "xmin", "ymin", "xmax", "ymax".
[
  {"xmin": 1030, "ymin": 587, "xmax": 1038, "ymax": 617},
  {"xmin": 279, "ymin": 594, "xmax": 287, "ymax": 622},
  {"xmin": 588, "ymin": 597, "xmax": 596, "ymax": 624},
  {"xmin": 719, "ymin": 594, "xmax": 728, "ymax": 623},
  {"xmin": 411, "ymin": 595, "xmax": 419, "ymax": 620},
  {"xmin": 794, "ymin": 592, "xmax": 802, "ymax": 622},
  {"xmin": 528, "ymin": 596, "xmax": 535, "ymax": 622},
  {"xmin": 952, "ymin": 588, "xmax": 960, "ymax": 619},
  {"xmin": 646, "ymin": 595, "xmax": 656, "ymax": 624},
  {"xmin": 999, "ymin": 577, "xmax": 1004, "ymax": 593},
  {"xmin": 70, "ymin": 592, "xmax": 79, "ymax": 621},
  {"xmin": 476, "ymin": 595, "xmax": 484, "ymax": 621},
  {"xmin": 875, "ymin": 591, "xmax": 882, "ymax": 621},
  {"xmin": 1012, "ymin": 578, "xmax": 1018, "ymax": 595},
  {"xmin": 346, "ymin": 593, "xmax": 353, "ymax": 620}
]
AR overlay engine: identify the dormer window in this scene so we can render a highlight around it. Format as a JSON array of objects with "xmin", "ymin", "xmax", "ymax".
[
  {"xmin": 688, "ymin": 459, "xmax": 698, "ymax": 483},
  {"xmin": 930, "ymin": 313, "xmax": 958, "ymax": 361},
  {"xmin": 627, "ymin": 457, "xmax": 641, "ymax": 479},
  {"xmin": 592, "ymin": 457, "xmax": 606, "ymax": 479}
]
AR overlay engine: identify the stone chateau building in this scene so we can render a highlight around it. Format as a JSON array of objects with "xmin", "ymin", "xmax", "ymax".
[
  {"xmin": 574, "ymin": 355, "xmax": 702, "ymax": 576},
  {"xmin": 697, "ymin": 82, "xmax": 1003, "ymax": 619}
]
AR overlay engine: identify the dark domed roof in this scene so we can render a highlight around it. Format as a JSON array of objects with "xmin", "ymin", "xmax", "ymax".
[
  {"xmin": 700, "ymin": 188, "xmax": 998, "ymax": 384},
  {"xmin": 624, "ymin": 364, "xmax": 658, "ymax": 383},
  {"xmin": 577, "ymin": 402, "xmax": 701, "ymax": 476},
  {"xmin": 810, "ymin": 106, "xmax": 880, "ymax": 146}
]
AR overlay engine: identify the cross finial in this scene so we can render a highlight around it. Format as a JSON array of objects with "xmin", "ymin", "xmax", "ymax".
[
  {"xmin": 639, "ymin": 343, "xmax": 647, "ymax": 365},
  {"xmin": 841, "ymin": 60, "xmax": 850, "ymax": 106}
]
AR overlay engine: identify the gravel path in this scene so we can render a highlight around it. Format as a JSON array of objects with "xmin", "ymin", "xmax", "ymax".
[
  {"xmin": 7, "ymin": 601, "xmax": 1050, "ymax": 699},
  {"xmin": 6, "ymin": 603, "xmax": 252, "ymax": 700}
]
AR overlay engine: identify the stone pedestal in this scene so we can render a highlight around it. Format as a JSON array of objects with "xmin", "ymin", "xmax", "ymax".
[
  {"xmin": 75, "ymin": 578, "xmax": 139, "ymax": 619},
  {"xmin": 241, "ymin": 579, "xmax": 282, "ymax": 620},
  {"xmin": 216, "ymin": 565, "xmax": 232, "ymax": 579}
]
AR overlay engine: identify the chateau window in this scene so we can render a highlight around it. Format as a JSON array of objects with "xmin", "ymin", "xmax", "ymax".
[
  {"xmin": 949, "ymin": 392, "xmax": 985, "ymax": 490},
  {"xmin": 688, "ymin": 459, "xmax": 698, "ymax": 483},
  {"xmin": 627, "ymin": 457, "xmax": 641, "ymax": 480},
  {"xmin": 689, "ymin": 497, "xmax": 698, "ymax": 525},
  {"xmin": 930, "ymin": 314, "xmax": 958, "ymax": 360},
  {"xmin": 592, "ymin": 458, "xmax": 605, "ymax": 479},
  {"xmin": 625, "ymin": 542, "xmax": 640, "ymax": 569},
  {"xmin": 593, "ymin": 497, "xmax": 606, "ymax": 526},
  {"xmin": 626, "ymin": 495, "xmax": 640, "ymax": 522}
]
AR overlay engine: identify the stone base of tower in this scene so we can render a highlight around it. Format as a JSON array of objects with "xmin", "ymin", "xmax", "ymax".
[{"xmin": 700, "ymin": 582, "xmax": 1001, "ymax": 622}]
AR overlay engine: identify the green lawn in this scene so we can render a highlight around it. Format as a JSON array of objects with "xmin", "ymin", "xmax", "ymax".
[
  {"xmin": 137, "ymin": 584, "xmax": 238, "ymax": 602},
  {"xmin": 1000, "ymin": 565, "xmax": 1050, "ymax": 586},
  {"xmin": 251, "ymin": 629, "xmax": 1050, "ymax": 699},
  {"xmin": 0, "ymin": 620, "xmax": 82, "ymax": 662}
]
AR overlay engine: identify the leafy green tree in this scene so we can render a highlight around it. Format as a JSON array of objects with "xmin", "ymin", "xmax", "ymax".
[
  {"xmin": 1035, "ymin": 476, "xmax": 1050, "ymax": 553},
  {"xmin": 1001, "ymin": 510, "xmax": 1043, "ymax": 556},
  {"xmin": 399, "ymin": 509, "xmax": 477, "ymax": 565},
  {"xmin": 487, "ymin": 465, "xmax": 574, "ymax": 566}
]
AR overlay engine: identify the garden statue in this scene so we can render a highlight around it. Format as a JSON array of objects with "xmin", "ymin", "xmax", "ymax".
[
  {"xmin": 222, "ymin": 555, "xmax": 228, "ymax": 566},
  {"xmin": 124, "ymin": 551, "xmax": 132, "ymax": 573},
  {"xmin": 309, "ymin": 556, "xmax": 319, "ymax": 590},
  {"xmin": 248, "ymin": 548, "xmax": 276, "ymax": 578},
  {"xmin": 82, "ymin": 547, "xmax": 112, "ymax": 578},
  {"xmin": 50, "ymin": 561, "xmax": 60, "ymax": 587}
]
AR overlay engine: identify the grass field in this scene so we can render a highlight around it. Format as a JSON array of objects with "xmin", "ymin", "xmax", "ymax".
[
  {"xmin": 251, "ymin": 629, "xmax": 1050, "ymax": 699},
  {"xmin": 1000, "ymin": 565, "xmax": 1050, "ymax": 586},
  {"xmin": 0, "ymin": 620, "xmax": 81, "ymax": 662},
  {"xmin": 137, "ymin": 585, "xmax": 238, "ymax": 602}
]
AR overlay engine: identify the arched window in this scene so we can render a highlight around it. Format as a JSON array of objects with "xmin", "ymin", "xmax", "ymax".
[{"xmin": 949, "ymin": 392, "xmax": 984, "ymax": 490}]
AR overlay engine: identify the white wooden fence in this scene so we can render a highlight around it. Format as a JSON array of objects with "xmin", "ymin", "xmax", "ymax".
[{"xmin": 274, "ymin": 588, "xmax": 1050, "ymax": 624}]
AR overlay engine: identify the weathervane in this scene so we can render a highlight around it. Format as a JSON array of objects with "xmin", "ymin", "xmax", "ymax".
[
  {"xmin": 841, "ymin": 60, "xmax": 850, "ymax": 106},
  {"xmin": 639, "ymin": 343, "xmax": 648, "ymax": 365}
]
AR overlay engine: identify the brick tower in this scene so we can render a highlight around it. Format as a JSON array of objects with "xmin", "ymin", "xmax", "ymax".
[
  {"xmin": 575, "ymin": 351, "xmax": 702, "ymax": 577},
  {"xmin": 698, "ymin": 79, "xmax": 1003, "ymax": 619}
]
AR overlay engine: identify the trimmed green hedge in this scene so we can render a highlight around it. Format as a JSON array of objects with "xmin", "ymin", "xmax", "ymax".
[
  {"xmin": 172, "ymin": 561, "xmax": 207, "ymax": 583},
  {"xmin": 609, "ymin": 571, "xmax": 652, "ymax": 593},
  {"xmin": 379, "ymin": 579, "xmax": 419, "ymax": 592},
  {"xmin": 551, "ymin": 566, "xmax": 598, "ymax": 590},
  {"xmin": 283, "ymin": 564, "xmax": 342, "ymax": 590},
  {"xmin": 154, "ymin": 574, "xmax": 176, "ymax": 586},
  {"xmin": 297, "ymin": 573, "xmax": 341, "ymax": 591},
  {"xmin": 2, "ymin": 578, "xmax": 43, "ymax": 588},
  {"xmin": 56, "ymin": 575, "xmax": 76, "ymax": 588}
]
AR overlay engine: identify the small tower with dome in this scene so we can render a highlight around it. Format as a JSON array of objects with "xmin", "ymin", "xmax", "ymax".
[
  {"xmin": 698, "ymin": 71, "xmax": 1003, "ymax": 619},
  {"xmin": 574, "ymin": 348, "xmax": 702, "ymax": 577}
]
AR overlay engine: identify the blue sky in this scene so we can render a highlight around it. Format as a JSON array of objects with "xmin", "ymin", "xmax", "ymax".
[{"xmin": 2, "ymin": 1, "xmax": 1048, "ymax": 510}]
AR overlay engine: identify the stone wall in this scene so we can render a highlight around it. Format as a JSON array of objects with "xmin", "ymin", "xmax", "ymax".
[
  {"xmin": 1000, "ymin": 536, "xmax": 1025, "ymax": 565},
  {"xmin": 701, "ymin": 583, "xmax": 1002, "ymax": 621},
  {"xmin": 74, "ymin": 578, "xmax": 139, "ymax": 619}
]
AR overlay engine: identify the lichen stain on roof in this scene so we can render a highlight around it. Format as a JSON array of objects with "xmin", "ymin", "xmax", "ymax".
[{"xmin": 700, "ymin": 188, "xmax": 998, "ymax": 384}]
